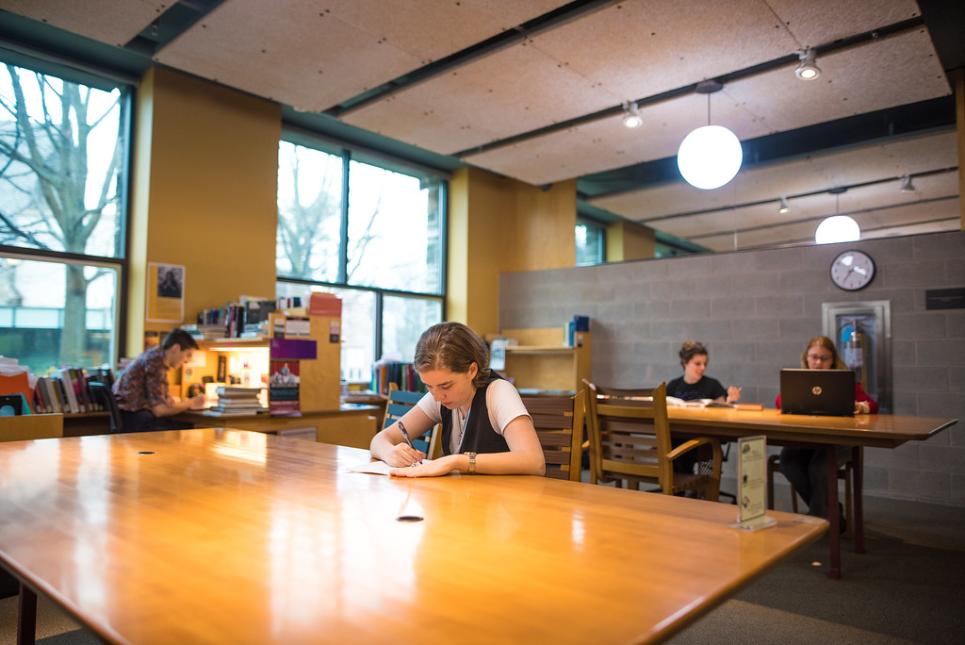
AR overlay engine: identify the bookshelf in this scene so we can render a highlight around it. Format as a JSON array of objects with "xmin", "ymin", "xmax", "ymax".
[{"xmin": 498, "ymin": 327, "xmax": 591, "ymax": 394}]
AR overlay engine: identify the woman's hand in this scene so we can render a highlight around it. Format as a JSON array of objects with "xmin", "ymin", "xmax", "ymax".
[
  {"xmin": 390, "ymin": 454, "xmax": 459, "ymax": 478},
  {"xmin": 383, "ymin": 442, "xmax": 427, "ymax": 468},
  {"xmin": 726, "ymin": 386, "xmax": 742, "ymax": 403},
  {"xmin": 854, "ymin": 401, "xmax": 871, "ymax": 415}
]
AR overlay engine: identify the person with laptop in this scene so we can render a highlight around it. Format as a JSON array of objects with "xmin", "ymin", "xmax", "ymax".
[{"xmin": 776, "ymin": 336, "xmax": 878, "ymax": 524}]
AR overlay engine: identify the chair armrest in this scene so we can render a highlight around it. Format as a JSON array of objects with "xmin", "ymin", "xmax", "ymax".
[{"xmin": 666, "ymin": 437, "xmax": 720, "ymax": 462}]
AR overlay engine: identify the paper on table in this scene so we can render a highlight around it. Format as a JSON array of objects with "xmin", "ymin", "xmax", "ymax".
[{"xmin": 349, "ymin": 459, "xmax": 432, "ymax": 475}]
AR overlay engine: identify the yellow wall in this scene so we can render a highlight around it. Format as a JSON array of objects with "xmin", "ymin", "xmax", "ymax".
[
  {"xmin": 126, "ymin": 68, "xmax": 281, "ymax": 355},
  {"xmin": 606, "ymin": 220, "xmax": 656, "ymax": 262},
  {"xmin": 447, "ymin": 167, "xmax": 576, "ymax": 337}
]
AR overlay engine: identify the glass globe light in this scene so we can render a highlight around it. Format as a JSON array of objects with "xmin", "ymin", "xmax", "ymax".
[
  {"xmin": 815, "ymin": 215, "xmax": 860, "ymax": 244},
  {"xmin": 677, "ymin": 125, "xmax": 743, "ymax": 190}
]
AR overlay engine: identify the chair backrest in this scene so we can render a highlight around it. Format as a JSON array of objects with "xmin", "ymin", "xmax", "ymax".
[
  {"xmin": 88, "ymin": 380, "xmax": 123, "ymax": 434},
  {"xmin": 382, "ymin": 386, "xmax": 440, "ymax": 458},
  {"xmin": 584, "ymin": 381, "xmax": 672, "ymax": 492},
  {"xmin": 519, "ymin": 393, "xmax": 585, "ymax": 482}
]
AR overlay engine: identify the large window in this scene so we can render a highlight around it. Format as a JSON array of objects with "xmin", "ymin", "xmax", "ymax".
[
  {"xmin": 575, "ymin": 217, "xmax": 606, "ymax": 266},
  {"xmin": 0, "ymin": 58, "xmax": 129, "ymax": 374},
  {"xmin": 276, "ymin": 138, "xmax": 445, "ymax": 381}
]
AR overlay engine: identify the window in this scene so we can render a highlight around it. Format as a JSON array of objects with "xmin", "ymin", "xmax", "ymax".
[
  {"xmin": 575, "ymin": 218, "xmax": 606, "ymax": 266},
  {"xmin": 276, "ymin": 138, "xmax": 446, "ymax": 382},
  {"xmin": 0, "ymin": 58, "xmax": 129, "ymax": 374}
]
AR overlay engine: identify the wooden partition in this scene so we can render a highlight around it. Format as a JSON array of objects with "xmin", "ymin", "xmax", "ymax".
[
  {"xmin": 498, "ymin": 327, "xmax": 591, "ymax": 393},
  {"xmin": 0, "ymin": 414, "xmax": 64, "ymax": 442}
]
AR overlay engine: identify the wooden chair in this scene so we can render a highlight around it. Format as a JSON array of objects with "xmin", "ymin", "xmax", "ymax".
[
  {"xmin": 766, "ymin": 453, "xmax": 856, "ymax": 537},
  {"xmin": 519, "ymin": 393, "xmax": 585, "ymax": 482},
  {"xmin": 584, "ymin": 381, "xmax": 722, "ymax": 501},
  {"xmin": 88, "ymin": 381, "xmax": 123, "ymax": 433},
  {"xmin": 383, "ymin": 385, "xmax": 441, "ymax": 459}
]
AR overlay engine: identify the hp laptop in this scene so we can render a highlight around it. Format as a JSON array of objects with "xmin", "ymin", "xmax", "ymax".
[{"xmin": 780, "ymin": 369, "xmax": 855, "ymax": 416}]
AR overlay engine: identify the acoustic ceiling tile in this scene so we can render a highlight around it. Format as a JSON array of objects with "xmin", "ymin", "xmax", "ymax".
[
  {"xmin": 462, "ymin": 91, "xmax": 774, "ymax": 185},
  {"xmin": 0, "ymin": 0, "xmax": 165, "ymax": 46},
  {"xmin": 327, "ymin": 0, "xmax": 570, "ymax": 62},
  {"xmin": 157, "ymin": 0, "xmax": 568, "ymax": 112},
  {"xmin": 343, "ymin": 39, "xmax": 622, "ymax": 154},
  {"xmin": 529, "ymin": 0, "xmax": 794, "ymax": 102},
  {"xmin": 724, "ymin": 29, "xmax": 949, "ymax": 135},
  {"xmin": 767, "ymin": 0, "xmax": 921, "ymax": 50}
]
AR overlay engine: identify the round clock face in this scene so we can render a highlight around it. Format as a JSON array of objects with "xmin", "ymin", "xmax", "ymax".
[{"xmin": 830, "ymin": 250, "xmax": 875, "ymax": 291}]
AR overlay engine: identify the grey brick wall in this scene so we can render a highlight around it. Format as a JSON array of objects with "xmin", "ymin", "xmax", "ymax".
[{"xmin": 500, "ymin": 230, "xmax": 965, "ymax": 506}]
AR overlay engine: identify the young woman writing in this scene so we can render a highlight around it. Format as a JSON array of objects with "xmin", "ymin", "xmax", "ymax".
[{"xmin": 370, "ymin": 322, "xmax": 545, "ymax": 478}]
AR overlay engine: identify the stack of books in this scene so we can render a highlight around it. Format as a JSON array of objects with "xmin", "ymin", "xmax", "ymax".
[{"xmin": 207, "ymin": 386, "xmax": 265, "ymax": 416}]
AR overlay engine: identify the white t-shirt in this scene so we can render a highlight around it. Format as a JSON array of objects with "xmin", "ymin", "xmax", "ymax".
[{"xmin": 415, "ymin": 379, "xmax": 531, "ymax": 454}]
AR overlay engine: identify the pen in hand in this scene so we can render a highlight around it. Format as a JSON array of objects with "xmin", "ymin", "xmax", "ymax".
[{"xmin": 397, "ymin": 421, "xmax": 422, "ymax": 467}]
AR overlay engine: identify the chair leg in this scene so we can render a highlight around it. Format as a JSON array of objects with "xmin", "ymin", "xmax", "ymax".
[
  {"xmin": 843, "ymin": 464, "xmax": 854, "ymax": 540},
  {"xmin": 766, "ymin": 456, "xmax": 777, "ymax": 510}
]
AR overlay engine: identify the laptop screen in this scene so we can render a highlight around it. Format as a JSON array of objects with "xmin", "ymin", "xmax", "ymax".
[{"xmin": 780, "ymin": 369, "xmax": 855, "ymax": 416}]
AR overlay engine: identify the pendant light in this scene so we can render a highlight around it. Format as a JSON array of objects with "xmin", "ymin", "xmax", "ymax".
[
  {"xmin": 677, "ymin": 80, "xmax": 742, "ymax": 190},
  {"xmin": 815, "ymin": 189, "xmax": 860, "ymax": 244}
]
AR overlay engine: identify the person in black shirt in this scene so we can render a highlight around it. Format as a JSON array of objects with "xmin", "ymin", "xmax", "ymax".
[
  {"xmin": 666, "ymin": 340, "xmax": 740, "ymax": 477},
  {"xmin": 666, "ymin": 340, "xmax": 741, "ymax": 403}
]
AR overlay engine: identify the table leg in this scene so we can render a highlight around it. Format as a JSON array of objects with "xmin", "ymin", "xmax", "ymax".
[
  {"xmin": 826, "ymin": 444, "xmax": 841, "ymax": 579},
  {"xmin": 17, "ymin": 583, "xmax": 36, "ymax": 645},
  {"xmin": 853, "ymin": 446, "xmax": 865, "ymax": 554}
]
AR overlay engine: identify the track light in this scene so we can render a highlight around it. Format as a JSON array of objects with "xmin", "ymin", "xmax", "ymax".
[
  {"xmin": 795, "ymin": 48, "xmax": 821, "ymax": 80},
  {"xmin": 900, "ymin": 175, "xmax": 915, "ymax": 192},
  {"xmin": 778, "ymin": 197, "xmax": 789, "ymax": 214},
  {"xmin": 622, "ymin": 101, "xmax": 642, "ymax": 128}
]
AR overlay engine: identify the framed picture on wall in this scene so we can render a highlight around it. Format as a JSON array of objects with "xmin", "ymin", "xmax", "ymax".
[{"xmin": 146, "ymin": 262, "xmax": 185, "ymax": 322}]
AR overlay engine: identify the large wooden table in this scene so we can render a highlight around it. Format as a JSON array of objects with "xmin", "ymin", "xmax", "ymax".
[
  {"xmin": 667, "ymin": 407, "xmax": 958, "ymax": 578},
  {"xmin": 0, "ymin": 429, "xmax": 825, "ymax": 644}
]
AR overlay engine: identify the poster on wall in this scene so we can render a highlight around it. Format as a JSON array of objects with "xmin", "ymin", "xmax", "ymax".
[{"xmin": 146, "ymin": 262, "xmax": 185, "ymax": 322}]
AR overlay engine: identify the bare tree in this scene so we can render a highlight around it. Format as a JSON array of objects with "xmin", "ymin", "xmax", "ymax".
[
  {"xmin": 0, "ymin": 65, "xmax": 125, "ymax": 366},
  {"xmin": 276, "ymin": 144, "xmax": 340, "ymax": 278}
]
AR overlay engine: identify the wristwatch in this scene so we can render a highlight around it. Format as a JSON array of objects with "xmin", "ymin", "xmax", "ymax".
[{"xmin": 466, "ymin": 451, "xmax": 477, "ymax": 474}]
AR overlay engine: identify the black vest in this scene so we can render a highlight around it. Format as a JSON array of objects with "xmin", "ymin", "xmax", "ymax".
[{"xmin": 441, "ymin": 376, "xmax": 511, "ymax": 456}]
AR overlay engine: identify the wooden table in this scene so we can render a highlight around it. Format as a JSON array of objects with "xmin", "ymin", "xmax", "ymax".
[
  {"xmin": 667, "ymin": 407, "xmax": 957, "ymax": 578},
  {"xmin": 0, "ymin": 429, "xmax": 826, "ymax": 644}
]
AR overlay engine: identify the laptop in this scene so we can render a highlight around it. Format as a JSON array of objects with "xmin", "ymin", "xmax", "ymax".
[{"xmin": 780, "ymin": 369, "xmax": 855, "ymax": 416}]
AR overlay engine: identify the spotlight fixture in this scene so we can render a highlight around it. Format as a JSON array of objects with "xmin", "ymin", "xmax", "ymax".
[
  {"xmin": 778, "ymin": 197, "xmax": 790, "ymax": 214},
  {"xmin": 622, "ymin": 101, "xmax": 642, "ymax": 129},
  {"xmin": 795, "ymin": 48, "xmax": 821, "ymax": 80},
  {"xmin": 676, "ymin": 80, "xmax": 742, "ymax": 190},
  {"xmin": 900, "ymin": 175, "xmax": 915, "ymax": 192}
]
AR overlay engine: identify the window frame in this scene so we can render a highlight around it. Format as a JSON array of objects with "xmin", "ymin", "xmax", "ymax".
[
  {"xmin": 276, "ymin": 131, "xmax": 448, "ymax": 376},
  {"xmin": 0, "ymin": 49, "xmax": 135, "ymax": 369}
]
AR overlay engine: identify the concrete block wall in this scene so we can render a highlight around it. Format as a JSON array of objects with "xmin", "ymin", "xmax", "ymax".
[{"xmin": 500, "ymin": 231, "xmax": 965, "ymax": 507}]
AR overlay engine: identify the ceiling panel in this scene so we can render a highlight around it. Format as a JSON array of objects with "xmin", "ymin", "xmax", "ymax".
[
  {"xmin": 767, "ymin": 0, "xmax": 921, "ymax": 49},
  {"xmin": 156, "ymin": 0, "xmax": 568, "ymax": 111},
  {"xmin": 689, "ymin": 196, "xmax": 959, "ymax": 251},
  {"xmin": 653, "ymin": 170, "xmax": 958, "ymax": 240},
  {"xmin": 461, "ymin": 29, "xmax": 947, "ymax": 185},
  {"xmin": 528, "ymin": 0, "xmax": 794, "ymax": 103},
  {"xmin": 724, "ymin": 28, "xmax": 948, "ymax": 135},
  {"xmin": 461, "ymin": 90, "xmax": 780, "ymax": 185},
  {"xmin": 589, "ymin": 130, "xmax": 956, "ymax": 220},
  {"xmin": 343, "ymin": 40, "xmax": 621, "ymax": 154},
  {"xmin": 0, "ymin": 0, "xmax": 165, "ymax": 47}
]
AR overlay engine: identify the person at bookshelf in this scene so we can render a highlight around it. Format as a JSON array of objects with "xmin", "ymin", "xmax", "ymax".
[
  {"xmin": 113, "ymin": 328, "xmax": 206, "ymax": 433},
  {"xmin": 775, "ymin": 336, "xmax": 878, "ymax": 527},
  {"xmin": 666, "ymin": 340, "xmax": 741, "ymax": 404},
  {"xmin": 370, "ymin": 322, "xmax": 545, "ymax": 478}
]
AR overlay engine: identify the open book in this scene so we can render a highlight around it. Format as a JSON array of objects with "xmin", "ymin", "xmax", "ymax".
[
  {"xmin": 665, "ymin": 397, "xmax": 763, "ymax": 411},
  {"xmin": 349, "ymin": 459, "xmax": 433, "ymax": 475}
]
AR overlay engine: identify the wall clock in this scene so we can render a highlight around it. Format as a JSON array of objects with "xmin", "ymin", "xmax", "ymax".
[{"xmin": 830, "ymin": 250, "xmax": 875, "ymax": 291}]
